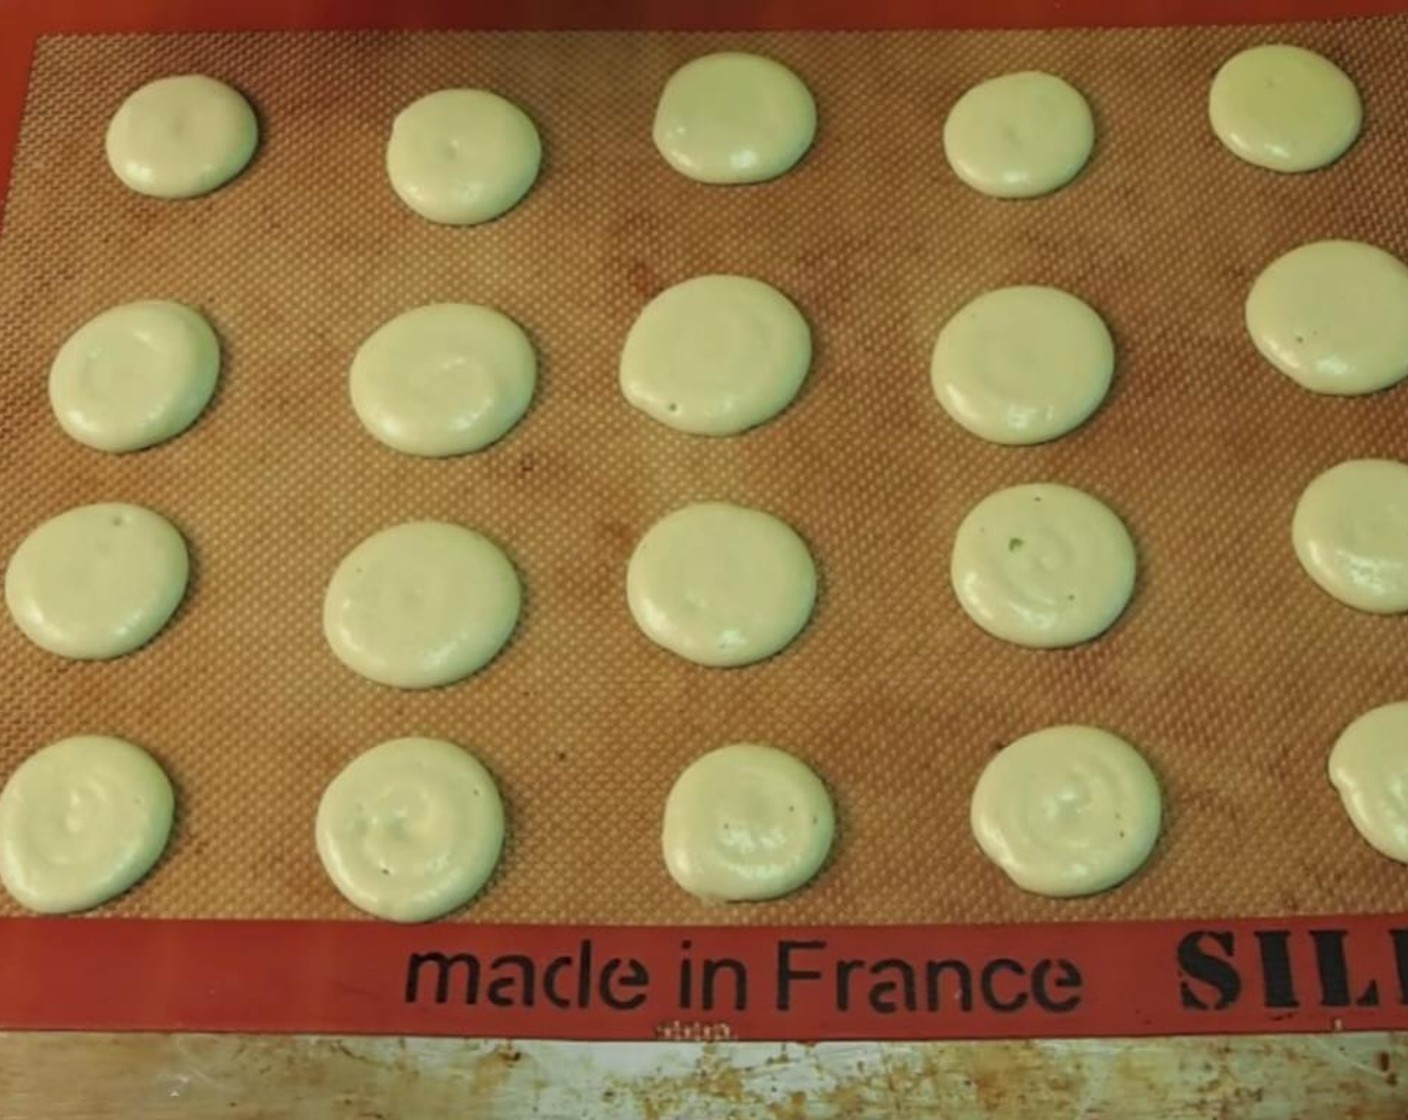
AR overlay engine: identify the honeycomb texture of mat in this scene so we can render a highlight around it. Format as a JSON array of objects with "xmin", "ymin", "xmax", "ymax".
[{"xmin": 1, "ymin": 21, "xmax": 1407, "ymax": 923}]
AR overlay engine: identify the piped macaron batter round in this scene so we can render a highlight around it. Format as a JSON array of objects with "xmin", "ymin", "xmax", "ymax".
[
  {"xmin": 662, "ymin": 742, "xmax": 834, "ymax": 902},
  {"xmin": 951, "ymin": 483, "xmax": 1136, "ymax": 648},
  {"xmin": 620, "ymin": 275, "xmax": 811, "ymax": 436},
  {"xmin": 49, "ymin": 300, "xmax": 220, "ymax": 453},
  {"xmin": 350, "ymin": 303, "xmax": 537, "ymax": 456},
  {"xmin": 323, "ymin": 521, "xmax": 521, "ymax": 688},
  {"xmin": 931, "ymin": 285, "xmax": 1114, "ymax": 445},
  {"xmin": 1293, "ymin": 459, "xmax": 1408, "ymax": 613},
  {"xmin": 1329, "ymin": 702, "xmax": 1408, "ymax": 864},
  {"xmin": 1246, "ymin": 240, "xmax": 1408, "ymax": 396},
  {"xmin": 386, "ymin": 89, "xmax": 542, "ymax": 225},
  {"xmin": 943, "ymin": 71, "xmax": 1094, "ymax": 199},
  {"xmin": 653, "ymin": 53, "xmax": 817, "ymax": 185},
  {"xmin": 971, "ymin": 725, "xmax": 1162, "ymax": 898},
  {"xmin": 316, "ymin": 737, "xmax": 505, "ymax": 922},
  {"xmin": 627, "ymin": 502, "xmax": 816, "ymax": 667},
  {"xmin": 1209, "ymin": 44, "xmax": 1361, "ymax": 173},
  {"xmin": 4, "ymin": 503, "xmax": 189, "ymax": 660},
  {"xmin": 0, "ymin": 735, "xmax": 175, "ymax": 914},
  {"xmin": 105, "ymin": 75, "xmax": 258, "ymax": 199}
]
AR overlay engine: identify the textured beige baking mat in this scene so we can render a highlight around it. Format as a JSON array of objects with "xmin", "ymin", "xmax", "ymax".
[{"xmin": 1, "ymin": 20, "xmax": 1406, "ymax": 925}]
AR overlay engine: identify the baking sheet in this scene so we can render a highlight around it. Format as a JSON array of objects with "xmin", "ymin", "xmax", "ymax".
[{"xmin": 2, "ymin": 19, "xmax": 1408, "ymax": 929}]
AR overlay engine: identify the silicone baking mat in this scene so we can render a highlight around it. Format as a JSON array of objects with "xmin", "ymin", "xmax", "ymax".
[{"xmin": 1, "ymin": 0, "xmax": 1408, "ymax": 1041}]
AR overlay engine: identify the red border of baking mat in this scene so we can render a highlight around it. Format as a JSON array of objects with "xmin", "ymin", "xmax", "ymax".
[
  {"xmin": 3, "ymin": 0, "xmax": 1408, "ymax": 1041},
  {"xmin": 5, "ymin": 914, "xmax": 1408, "ymax": 1040}
]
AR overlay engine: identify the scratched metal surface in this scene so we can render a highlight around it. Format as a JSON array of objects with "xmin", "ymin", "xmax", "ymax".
[{"xmin": 1, "ymin": 1032, "xmax": 1407, "ymax": 1117}]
